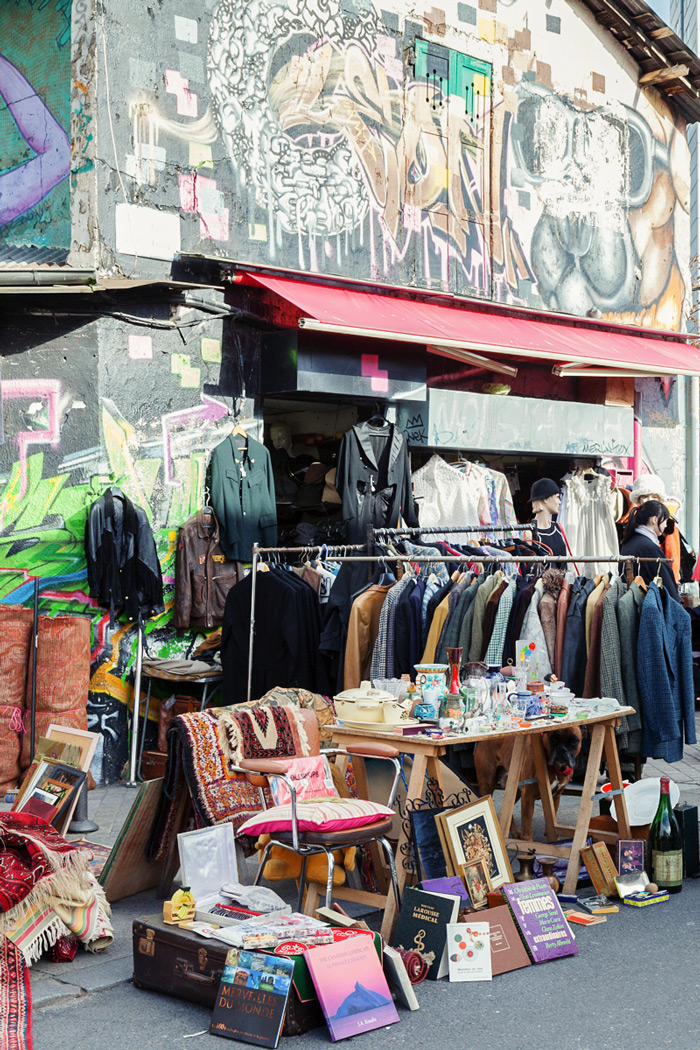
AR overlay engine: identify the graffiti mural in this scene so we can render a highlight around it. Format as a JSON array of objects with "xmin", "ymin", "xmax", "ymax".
[
  {"xmin": 0, "ymin": 0, "xmax": 71, "ymax": 251},
  {"xmin": 110, "ymin": 0, "xmax": 690, "ymax": 329},
  {"xmin": 0, "ymin": 314, "xmax": 234, "ymax": 780}
]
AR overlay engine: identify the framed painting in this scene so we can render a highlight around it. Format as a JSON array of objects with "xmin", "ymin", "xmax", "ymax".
[
  {"xmin": 441, "ymin": 796, "xmax": 514, "ymax": 889},
  {"xmin": 460, "ymin": 859, "xmax": 492, "ymax": 910}
]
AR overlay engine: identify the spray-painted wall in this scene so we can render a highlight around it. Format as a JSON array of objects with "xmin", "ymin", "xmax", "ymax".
[
  {"xmin": 94, "ymin": 0, "xmax": 691, "ymax": 329},
  {"xmin": 0, "ymin": 301, "xmax": 243, "ymax": 781},
  {"xmin": 0, "ymin": 0, "xmax": 72, "ymax": 254}
]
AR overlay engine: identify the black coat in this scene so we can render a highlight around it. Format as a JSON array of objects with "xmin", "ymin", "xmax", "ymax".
[
  {"xmin": 221, "ymin": 568, "xmax": 330, "ymax": 704},
  {"xmin": 85, "ymin": 487, "xmax": 164, "ymax": 623},
  {"xmin": 336, "ymin": 422, "xmax": 418, "ymax": 542},
  {"xmin": 620, "ymin": 531, "xmax": 680, "ymax": 602},
  {"xmin": 210, "ymin": 434, "xmax": 277, "ymax": 561}
]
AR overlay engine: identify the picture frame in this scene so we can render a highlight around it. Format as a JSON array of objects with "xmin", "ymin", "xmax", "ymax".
[
  {"xmin": 15, "ymin": 760, "xmax": 86, "ymax": 828},
  {"xmin": 617, "ymin": 839, "xmax": 645, "ymax": 877},
  {"xmin": 460, "ymin": 859, "xmax": 492, "ymax": 910},
  {"xmin": 441, "ymin": 795, "xmax": 514, "ymax": 889}
]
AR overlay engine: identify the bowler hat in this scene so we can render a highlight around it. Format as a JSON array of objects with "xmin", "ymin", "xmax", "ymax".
[{"xmin": 530, "ymin": 478, "xmax": 560, "ymax": 502}]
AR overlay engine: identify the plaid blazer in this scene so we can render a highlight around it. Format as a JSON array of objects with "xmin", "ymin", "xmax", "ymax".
[{"xmin": 637, "ymin": 582, "xmax": 696, "ymax": 762}]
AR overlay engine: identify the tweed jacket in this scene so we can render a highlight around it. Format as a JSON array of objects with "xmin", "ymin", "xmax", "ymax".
[
  {"xmin": 637, "ymin": 582, "xmax": 696, "ymax": 762},
  {"xmin": 485, "ymin": 578, "xmax": 517, "ymax": 666},
  {"xmin": 600, "ymin": 577, "xmax": 627, "ymax": 704},
  {"xmin": 616, "ymin": 581, "xmax": 645, "ymax": 747},
  {"xmin": 468, "ymin": 572, "xmax": 502, "ymax": 662}
]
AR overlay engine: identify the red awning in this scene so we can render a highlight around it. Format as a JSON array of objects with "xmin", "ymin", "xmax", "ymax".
[{"xmin": 242, "ymin": 271, "xmax": 700, "ymax": 378}]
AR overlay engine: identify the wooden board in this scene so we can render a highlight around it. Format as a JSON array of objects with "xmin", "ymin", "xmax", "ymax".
[{"xmin": 99, "ymin": 779, "xmax": 165, "ymax": 902}]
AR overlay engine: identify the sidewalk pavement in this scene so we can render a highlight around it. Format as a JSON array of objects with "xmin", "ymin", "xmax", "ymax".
[{"xmin": 13, "ymin": 710, "xmax": 700, "ymax": 1014}]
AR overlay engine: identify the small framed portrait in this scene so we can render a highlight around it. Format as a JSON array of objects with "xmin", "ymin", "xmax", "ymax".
[
  {"xmin": 617, "ymin": 839, "xmax": 645, "ymax": 877},
  {"xmin": 460, "ymin": 859, "xmax": 492, "ymax": 910},
  {"xmin": 441, "ymin": 796, "xmax": 515, "ymax": 888}
]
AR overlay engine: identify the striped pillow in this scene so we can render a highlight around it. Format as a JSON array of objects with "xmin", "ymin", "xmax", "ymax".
[{"xmin": 237, "ymin": 797, "xmax": 394, "ymax": 836}]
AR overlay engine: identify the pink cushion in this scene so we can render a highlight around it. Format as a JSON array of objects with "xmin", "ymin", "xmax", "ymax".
[
  {"xmin": 237, "ymin": 798, "xmax": 395, "ymax": 836},
  {"xmin": 269, "ymin": 755, "xmax": 337, "ymax": 807}
]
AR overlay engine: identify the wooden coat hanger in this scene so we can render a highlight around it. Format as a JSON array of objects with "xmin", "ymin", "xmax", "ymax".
[{"xmin": 634, "ymin": 574, "xmax": 648, "ymax": 593}]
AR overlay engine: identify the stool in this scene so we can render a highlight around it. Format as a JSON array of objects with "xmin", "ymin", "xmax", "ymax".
[{"xmin": 136, "ymin": 668, "xmax": 223, "ymax": 780}]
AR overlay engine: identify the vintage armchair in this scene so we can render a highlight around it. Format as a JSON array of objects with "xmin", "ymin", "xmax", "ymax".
[{"xmin": 233, "ymin": 740, "xmax": 402, "ymax": 914}]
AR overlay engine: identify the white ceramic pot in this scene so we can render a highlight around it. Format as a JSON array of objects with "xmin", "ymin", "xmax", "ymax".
[
  {"xmin": 381, "ymin": 700, "xmax": 414, "ymax": 724},
  {"xmin": 334, "ymin": 681, "xmax": 395, "ymax": 724}
]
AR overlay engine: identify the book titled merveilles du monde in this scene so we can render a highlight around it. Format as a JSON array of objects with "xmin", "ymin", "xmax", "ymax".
[
  {"xmin": 305, "ymin": 936, "xmax": 400, "ymax": 1042},
  {"xmin": 502, "ymin": 878, "xmax": 578, "ymax": 964}
]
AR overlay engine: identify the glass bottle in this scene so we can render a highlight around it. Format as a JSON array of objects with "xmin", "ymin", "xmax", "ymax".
[{"xmin": 648, "ymin": 777, "xmax": 683, "ymax": 894}]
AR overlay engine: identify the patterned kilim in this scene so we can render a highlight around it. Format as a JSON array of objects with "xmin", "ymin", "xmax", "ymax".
[
  {"xmin": 0, "ymin": 814, "xmax": 113, "ymax": 964},
  {"xmin": 147, "ymin": 691, "xmax": 325, "ymax": 861},
  {"xmin": 0, "ymin": 934, "xmax": 33, "ymax": 1050}
]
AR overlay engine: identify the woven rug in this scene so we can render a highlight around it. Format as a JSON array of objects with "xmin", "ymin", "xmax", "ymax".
[
  {"xmin": 0, "ymin": 934, "xmax": 33, "ymax": 1050},
  {"xmin": 148, "ymin": 696, "xmax": 319, "ymax": 861},
  {"xmin": 0, "ymin": 814, "xmax": 113, "ymax": 964}
]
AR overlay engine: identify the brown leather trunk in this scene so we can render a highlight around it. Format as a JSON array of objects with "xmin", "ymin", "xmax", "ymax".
[
  {"xmin": 141, "ymin": 751, "xmax": 168, "ymax": 780},
  {"xmin": 132, "ymin": 916, "xmax": 324, "ymax": 1036}
]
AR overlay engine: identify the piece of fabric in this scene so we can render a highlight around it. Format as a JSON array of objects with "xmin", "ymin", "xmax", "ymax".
[
  {"xmin": 238, "ymin": 798, "xmax": 394, "ymax": 837},
  {"xmin": 420, "ymin": 591, "xmax": 452, "ymax": 665},
  {"xmin": 583, "ymin": 581, "xmax": 611, "ymax": 702},
  {"xmin": 148, "ymin": 693, "xmax": 325, "ymax": 860},
  {"xmin": 268, "ymin": 756, "xmax": 337, "ymax": 807},
  {"xmin": 520, "ymin": 582, "xmax": 552, "ymax": 679},
  {"xmin": 344, "ymin": 584, "xmax": 393, "ymax": 689},
  {"xmin": 561, "ymin": 473, "xmax": 619, "ymax": 577},
  {"xmin": 0, "ymin": 813, "xmax": 113, "ymax": 964},
  {"xmin": 336, "ymin": 422, "xmax": 417, "ymax": 542},
  {"xmin": 600, "ymin": 577, "xmax": 627, "ymax": 707},
  {"xmin": 411, "ymin": 455, "xmax": 487, "ymax": 539},
  {"xmin": 0, "ymin": 618, "xmax": 32, "ymax": 791},
  {"xmin": 0, "ymin": 934, "xmax": 32, "ymax": 1050},
  {"xmin": 560, "ymin": 577, "xmax": 596, "ymax": 695},
  {"xmin": 370, "ymin": 573, "xmax": 413, "ymax": 680},
  {"xmin": 468, "ymin": 573, "xmax": 502, "ymax": 662},
  {"xmin": 174, "ymin": 508, "xmax": 243, "ymax": 630},
  {"xmin": 210, "ymin": 433, "xmax": 277, "ymax": 561},
  {"xmin": 554, "ymin": 579, "xmax": 572, "ymax": 680},
  {"xmin": 484, "ymin": 578, "xmax": 516, "ymax": 666},
  {"xmin": 20, "ymin": 617, "xmax": 90, "ymax": 769},
  {"xmin": 85, "ymin": 486, "xmax": 164, "ymax": 623},
  {"xmin": 637, "ymin": 583, "xmax": 696, "ymax": 762},
  {"xmin": 616, "ymin": 582, "xmax": 644, "ymax": 753},
  {"xmin": 539, "ymin": 569, "xmax": 564, "ymax": 668}
]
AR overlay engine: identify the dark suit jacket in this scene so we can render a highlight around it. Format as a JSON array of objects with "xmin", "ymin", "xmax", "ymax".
[
  {"xmin": 336, "ymin": 422, "xmax": 418, "ymax": 542},
  {"xmin": 210, "ymin": 434, "xmax": 277, "ymax": 561},
  {"xmin": 637, "ymin": 583, "xmax": 696, "ymax": 761}
]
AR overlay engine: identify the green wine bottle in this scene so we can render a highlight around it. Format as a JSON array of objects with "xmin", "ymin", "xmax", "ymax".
[{"xmin": 649, "ymin": 777, "xmax": 683, "ymax": 894}]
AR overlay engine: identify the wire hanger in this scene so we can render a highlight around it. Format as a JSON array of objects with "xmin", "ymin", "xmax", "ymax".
[{"xmin": 367, "ymin": 401, "xmax": 388, "ymax": 427}]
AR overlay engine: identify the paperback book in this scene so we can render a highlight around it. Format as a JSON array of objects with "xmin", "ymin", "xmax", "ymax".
[
  {"xmin": 502, "ymin": 879, "xmax": 578, "ymax": 964},
  {"xmin": 209, "ymin": 948, "xmax": 295, "ymax": 1048},
  {"xmin": 305, "ymin": 935, "xmax": 399, "ymax": 1042},
  {"xmin": 446, "ymin": 923, "xmax": 492, "ymax": 982}
]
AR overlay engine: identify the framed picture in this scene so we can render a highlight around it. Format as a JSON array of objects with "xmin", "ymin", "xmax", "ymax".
[
  {"xmin": 441, "ymin": 796, "xmax": 514, "ymax": 889},
  {"xmin": 15, "ymin": 760, "xmax": 86, "ymax": 829},
  {"xmin": 460, "ymin": 859, "xmax": 492, "ymax": 910},
  {"xmin": 617, "ymin": 839, "xmax": 645, "ymax": 877}
]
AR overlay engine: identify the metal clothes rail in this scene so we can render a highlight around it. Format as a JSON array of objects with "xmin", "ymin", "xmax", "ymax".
[{"xmin": 246, "ymin": 542, "xmax": 669, "ymax": 702}]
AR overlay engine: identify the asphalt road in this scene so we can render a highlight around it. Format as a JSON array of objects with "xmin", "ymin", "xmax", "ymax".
[{"xmin": 32, "ymin": 876, "xmax": 700, "ymax": 1050}]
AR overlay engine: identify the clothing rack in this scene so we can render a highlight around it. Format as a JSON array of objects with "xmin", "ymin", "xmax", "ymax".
[{"xmin": 247, "ymin": 542, "xmax": 669, "ymax": 702}]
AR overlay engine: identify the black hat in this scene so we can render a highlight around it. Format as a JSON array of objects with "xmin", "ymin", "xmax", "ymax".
[{"xmin": 530, "ymin": 478, "xmax": 560, "ymax": 502}]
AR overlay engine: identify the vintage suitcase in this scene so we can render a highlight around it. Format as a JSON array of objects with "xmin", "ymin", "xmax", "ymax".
[
  {"xmin": 141, "ymin": 750, "xmax": 168, "ymax": 780},
  {"xmin": 132, "ymin": 916, "xmax": 324, "ymax": 1036}
]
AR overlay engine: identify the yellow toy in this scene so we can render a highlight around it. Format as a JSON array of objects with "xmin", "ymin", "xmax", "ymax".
[{"xmin": 253, "ymin": 834, "xmax": 356, "ymax": 885}]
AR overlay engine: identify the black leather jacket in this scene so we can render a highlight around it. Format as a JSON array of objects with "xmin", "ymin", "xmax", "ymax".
[{"xmin": 85, "ymin": 487, "xmax": 164, "ymax": 622}]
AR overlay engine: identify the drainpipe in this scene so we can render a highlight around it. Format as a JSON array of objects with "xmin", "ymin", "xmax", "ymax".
[
  {"xmin": 632, "ymin": 414, "xmax": 642, "ymax": 479},
  {"xmin": 688, "ymin": 376, "xmax": 700, "ymax": 551}
]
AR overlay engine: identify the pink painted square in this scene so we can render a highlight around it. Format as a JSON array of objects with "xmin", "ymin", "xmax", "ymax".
[
  {"xmin": 128, "ymin": 335, "xmax": 153, "ymax": 360},
  {"xmin": 200, "ymin": 209, "xmax": 230, "ymax": 242}
]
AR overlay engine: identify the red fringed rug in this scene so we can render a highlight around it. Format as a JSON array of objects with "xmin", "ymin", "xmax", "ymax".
[{"xmin": 0, "ymin": 934, "xmax": 33, "ymax": 1050}]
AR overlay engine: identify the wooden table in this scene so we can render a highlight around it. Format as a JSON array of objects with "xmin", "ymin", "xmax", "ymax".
[{"xmin": 331, "ymin": 708, "xmax": 634, "ymax": 940}]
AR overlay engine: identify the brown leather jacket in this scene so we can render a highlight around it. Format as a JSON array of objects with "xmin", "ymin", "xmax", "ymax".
[{"xmin": 175, "ymin": 509, "xmax": 243, "ymax": 630}]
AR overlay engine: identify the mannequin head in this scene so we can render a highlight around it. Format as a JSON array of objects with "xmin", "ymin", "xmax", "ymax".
[
  {"xmin": 630, "ymin": 472, "xmax": 667, "ymax": 506},
  {"xmin": 530, "ymin": 478, "xmax": 561, "ymax": 523},
  {"xmin": 269, "ymin": 422, "xmax": 292, "ymax": 453}
]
